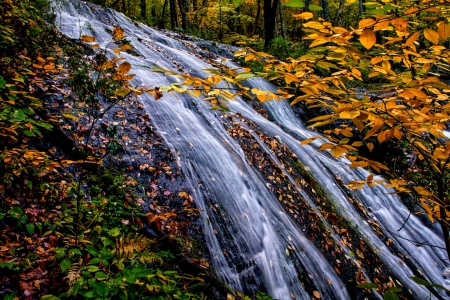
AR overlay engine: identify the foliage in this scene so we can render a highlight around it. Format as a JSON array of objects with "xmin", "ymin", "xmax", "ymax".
[{"xmin": 0, "ymin": 1, "xmax": 216, "ymax": 299}]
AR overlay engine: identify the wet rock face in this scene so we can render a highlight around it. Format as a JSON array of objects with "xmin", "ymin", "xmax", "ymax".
[{"xmin": 54, "ymin": 1, "xmax": 448, "ymax": 299}]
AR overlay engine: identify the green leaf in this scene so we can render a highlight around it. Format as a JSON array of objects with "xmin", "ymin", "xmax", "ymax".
[
  {"xmin": 79, "ymin": 290, "xmax": 95, "ymax": 298},
  {"xmin": 60, "ymin": 259, "xmax": 72, "ymax": 273},
  {"xmin": 95, "ymin": 272, "xmax": 108, "ymax": 280},
  {"xmin": 383, "ymin": 4, "xmax": 397, "ymax": 10},
  {"xmin": 201, "ymin": 68, "xmax": 221, "ymax": 75},
  {"xmin": 357, "ymin": 282, "xmax": 379, "ymax": 289},
  {"xmin": 25, "ymin": 223, "xmax": 35, "ymax": 235},
  {"xmin": 284, "ymin": 0, "xmax": 305, "ymax": 7},
  {"xmin": 410, "ymin": 277, "xmax": 431, "ymax": 287},
  {"xmin": 69, "ymin": 248, "xmax": 83, "ymax": 257},
  {"xmin": 71, "ymin": 278, "xmax": 83, "ymax": 296},
  {"xmin": 388, "ymin": 287, "xmax": 402, "ymax": 292},
  {"xmin": 1, "ymin": 262, "xmax": 15, "ymax": 269},
  {"xmin": 232, "ymin": 0, "xmax": 242, "ymax": 6},
  {"xmin": 23, "ymin": 130, "xmax": 35, "ymax": 137},
  {"xmin": 368, "ymin": 9, "xmax": 386, "ymax": 15},
  {"xmin": 22, "ymin": 108, "xmax": 34, "ymax": 115},
  {"xmin": 100, "ymin": 247, "xmax": 114, "ymax": 260},
  {"xmin": 86, "ymin": 245, "xmax": 99, "ymax": 256},
  {"xmin": 309, "ymin": 4, "xmax": 323, "ymax": 10},
  {"xmin": 235, "ymin": 72, "xmax": 255, "ymax": 81},
  {"xmin": 90, "ymin": 258, "xmax": 101, "ymax": 265},
  {"xmin": 87, "ymin": 265, "xmax": 100, "ymax": 272},
  {"xmin": 108, "ymin": 228, "xmax": 121, "ymax": 237},
  {"xmin": 41, "ymin": 295, "xmax": 61, "ymax": 300},
  {"xmin": 4, "ymin": 291, "xmax": 18, "ymax": 300},
  {"xmin": 431, "ymin": 283, "xmax": 450, "ymax": 291},
  {"xmin": 383, "ymin": 291, "xmax": 399, "ymax": 300}
]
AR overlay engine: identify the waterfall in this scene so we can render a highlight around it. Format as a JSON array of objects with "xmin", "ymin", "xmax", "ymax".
[{"xmin": 55, "ymin": 1, "xmax": 448, "ymax": 298}]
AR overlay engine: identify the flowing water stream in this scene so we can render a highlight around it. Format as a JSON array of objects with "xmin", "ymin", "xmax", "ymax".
[{"xmin": 55, "ymin": 1, "xmax": 448, "ymax": 298}]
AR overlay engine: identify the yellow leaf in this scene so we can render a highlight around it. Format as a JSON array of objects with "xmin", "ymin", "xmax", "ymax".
[
  {"xmin": 300, "ymin": 136, "xmax": 320, "ymax": 145},
  {"xmin": 360, "ymin": 29, "xmax": 376, "ymax": 50},
  {"xmin": 117, "ymin": 62, "xmax": 131, "ymax": 75},
  {"xmin": 438, "ymin": 22, "xmax": 450, "ymax": 40},
  {"xmin": 405, "ymin": 31, "xmax": 421, "ymax": 46},
  {"xmin": 406, "ymin": 88, "xmax": 427, "ymax": 100},
  {"xmin": 37, "ymin": 56, "xmax": 46, "ymax": 63},
  {"xmin": 424, "ymin": 28, "xmax": 440, "ymax": 45},
  {"xmin": 114, "ymin": 87, "xmax": 131, "ymax": 97},
  {"xmin": 433, "ymin": 148, "xmax": 449, "ymax": 160},
  {"xmin": 113, "ymin": 48, "xmax": 121, "ymax": 55},
  {"xmin": 285, "ymin": 73, "xmax": 299, "ymax": 84},
  {"xmin": 414, "ymin": 186, "xmax": 432, "ymax": 196},
  {"xmin": 293, "ymin": 12, "xmax": 313, "ymax": 20},
  {"xmin": 233, "ymin": 49, "xmax": 247, "ymax": 57},
  {"xmin": 330, "ymin": 145, "xmax": 348, "ymax": 158},
  {"xmin": 63, "ymin": 113, "xmax": 79, "ymax": 121},
  {"xmin": 303, "ymin": 21, "xmax": 324, "ymax": 29},
  {"xmin": 81, "ymin": 35, "xmax": 95, "ymax": 43},
  {"xmin": 318, "ymin": 143, "xmax": 334, "ymax": 151},
  {"xmin": 367, "ymin": 143, "xmax": 374, "ymax": 151}
]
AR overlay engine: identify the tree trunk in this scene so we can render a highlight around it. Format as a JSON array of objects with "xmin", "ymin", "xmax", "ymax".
[
  {"xmin": 140, "ymin": 0, "xmax": 147, "ymax": 21},
  {"xmin": 279, "ymin": 0, "xmax": 286, "ymax": 40},
  {"xmin": 337, "ymin": 0, "xmax": 345, "ymax": 26},
  {"xmin": 264, "ymin": 0, "xmax": 279, "ymax": 48},
  {"xmin": 320, "ymin": 0, "xmax": 330, "ymax": 21},
  {"xmin": 177, "ymin": 0, "xmax": 191, "ymax": 30},
  {"xmin": 359, "ymin": 0, "xmax": 365, "ymax": 16},
  {"xmin": 253, "ymin": 0, "xmax": 261, "ymax": 36},
  {"xmin": 170, "ymin": 0, "xmax": 179, "ymax": 29},
  {"xmin": 160, "ymin": 0, "xmax": 169, "ymax": 28}
]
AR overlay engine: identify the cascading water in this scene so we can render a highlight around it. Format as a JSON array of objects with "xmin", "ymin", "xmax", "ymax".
[{"xmin": 55, "ymin": 1, "xmax": 448, "ymax": 298}]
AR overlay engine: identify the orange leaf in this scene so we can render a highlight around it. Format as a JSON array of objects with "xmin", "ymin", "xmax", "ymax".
[
  {"xmin": 359, "ymin": 18, "xmax": 376, "ymax": 29},
  {"xmin": 360, "ymin": 29, "xmax": 376, "ymax": 50},
  {"xmin": 113, "ymin": 27, "xmax": 125, "ymax": 40},
  {"xmin": 405, "ymin": 31, "xmax": 420, "ymax": 47},
  {"xmin": 438, "ymin": 22, "xmax": 450, "ymax": 40},
  {"xmin": 293, "ymin": 12, "xmax": 313, "ymax": 20},
  {"xmin": 81, "ymin": 35, "xmax": 95, "ymax": 43},
  {"xmin": 391, "ymin": 18, "xmax": 408, "ymax": 31},
  {"xmin": 424, "ymin": 28, "xmax": 440, "ymax": 45},
  {"xmin": 373, "ymin": 20, "xmax": 390, "ymax": 31},
  {"xmin": 117, "ymin": 62, "xmax": 131, "ymax": 75}
]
